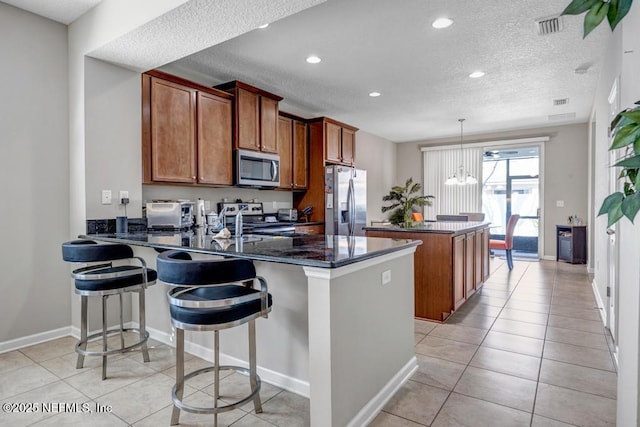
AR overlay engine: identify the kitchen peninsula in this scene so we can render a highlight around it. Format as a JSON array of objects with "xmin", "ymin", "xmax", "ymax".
[
  {"xmin": 80, "ymin": 232, "xmax": 420, "ymax": 427},
  {"xmin": 365, "ymin": 221, "xmax": 491, "ymax": 322}
]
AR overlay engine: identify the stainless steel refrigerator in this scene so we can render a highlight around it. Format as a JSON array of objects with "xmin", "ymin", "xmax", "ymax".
[{"xmin": 324, "ymin": 166, "xmax": 367, "ymax": 236}]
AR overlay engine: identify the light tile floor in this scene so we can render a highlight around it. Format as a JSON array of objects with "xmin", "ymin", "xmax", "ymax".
[{"xmin": 0, "ymin": 258, "xmax": 616, "ymax": 426}]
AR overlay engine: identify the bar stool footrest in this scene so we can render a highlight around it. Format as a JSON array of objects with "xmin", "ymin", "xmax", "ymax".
[
  {"xmin": 76, "ymin": 327, "xmax": 149, "ymax": 357},
  {"xmin": 172, "ymin": 365, "xmax": 261, "ymax": 415}
]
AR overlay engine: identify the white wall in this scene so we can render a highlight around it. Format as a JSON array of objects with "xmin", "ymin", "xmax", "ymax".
[
  {"xmin": 85, "ymin": 58, "xmax": 142, "ymax": 219},
  {"xmin": 0, "ymin": 4, "xmax": 70, "ymax": 342},
  {"xmin": 397, "ymin": 124, "xmax": 589, "ymax": 259},
  {"xmin": 615, "ymin": 5, "xmax": 640, "ymax": 425},
  {"xmin": 354, "ymin": 131, "xmax": 397, "ymax": 224}
]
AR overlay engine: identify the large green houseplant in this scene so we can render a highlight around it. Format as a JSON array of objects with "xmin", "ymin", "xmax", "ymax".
[
  {"xmin": 562, "ymin": 0, "xmax": 639, "ymax": 226},
  {"xmin": 382, "ymin": 178, "xmax": 434, "ymax": 226}
]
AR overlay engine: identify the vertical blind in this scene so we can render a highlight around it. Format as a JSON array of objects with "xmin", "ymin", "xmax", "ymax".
[{"xmin": 422, "ymin": 147, "xmax": 483, "ymax": 220}]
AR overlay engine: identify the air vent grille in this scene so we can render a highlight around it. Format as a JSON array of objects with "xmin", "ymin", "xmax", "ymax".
[
  {"xmin": 536, "ymin": 16, "xmax": 563, "ymax": 35},
  {"xmin": 553, "ymin": 98, "xmax": 569, "ymax": 106}
]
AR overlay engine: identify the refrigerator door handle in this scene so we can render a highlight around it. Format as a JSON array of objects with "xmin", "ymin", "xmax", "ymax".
[{"xmin": 348, "ymin": 177, "xmax": 356, "ymax": 236}]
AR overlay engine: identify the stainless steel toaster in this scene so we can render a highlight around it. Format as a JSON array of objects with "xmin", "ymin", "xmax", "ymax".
[{"xmin": 146, "ymin": 201, "xmax": 194, "ymax": 229}]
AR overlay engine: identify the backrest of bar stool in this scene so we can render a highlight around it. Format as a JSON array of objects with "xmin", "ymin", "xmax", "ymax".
[
  {"xmin": 157, "ymin": 250, "xmax": 257, "ymax": 287},
  {"xmin": 62, "ymin": 240, "xmax": 133, "ymax": 263}
]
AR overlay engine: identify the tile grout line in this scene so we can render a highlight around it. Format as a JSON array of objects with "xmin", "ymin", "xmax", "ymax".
[{"xmin": 428, "ymin": 260, "xmax": 533, "ymax": 425}]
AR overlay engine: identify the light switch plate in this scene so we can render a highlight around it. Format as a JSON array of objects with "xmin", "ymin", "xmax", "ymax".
[
  {"xmin": 382, "ymin": 270, "xmax": 391, "ymax": 285},
  {"xmin": 101, "ymin": 190, "xmax": 112, "ymax": 205},
  {"xmin": 556, "ymin": 200, "xmax": 565, "ymax": 207}
]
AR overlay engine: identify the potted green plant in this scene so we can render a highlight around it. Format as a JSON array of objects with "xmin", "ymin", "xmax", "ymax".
[
  {"xmin": 598, "ymin": 102, "xmax": 640, "ymax": 226},
  {"xmin": 561, "ymin": 0, "xmax": 639, "ymax": 226},
  {"xmin": 561, "ymin": 0, "xmax": 633, "ymax": 38},
  {"xmin": 382, "ymin": 177, "xmax": 434, "ymax": 226}
]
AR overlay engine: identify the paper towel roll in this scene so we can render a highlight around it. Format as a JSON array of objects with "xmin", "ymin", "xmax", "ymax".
[{"xmin": 195, "ymin": 199, "xmax": 205, "ymax": 227}]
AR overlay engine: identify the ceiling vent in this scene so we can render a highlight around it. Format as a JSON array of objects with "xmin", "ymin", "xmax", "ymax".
[
  {"xmin": 548, "ymin": 112, "xmax": 576, "ymax": 121},
  {"xmin": 536, "ymin": 15, "xmax": 564, "ymax": 35},
  {"xmin": 553, "ymin": 98, "xmax": 569, "ymax": 106}
]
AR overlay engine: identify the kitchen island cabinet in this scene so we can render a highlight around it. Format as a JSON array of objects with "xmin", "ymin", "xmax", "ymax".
[
  {"xmin": 82, "ymin": 232, "xmax": 419, "ymax": 427},
  {"xmin": 365, "ymin": 221, "xmax": 490, "ymax": 322}
]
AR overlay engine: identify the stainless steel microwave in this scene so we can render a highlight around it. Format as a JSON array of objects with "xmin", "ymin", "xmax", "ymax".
[{"xmin": 236, "ymin": 149, "xmax": 280, "ymax": 188}]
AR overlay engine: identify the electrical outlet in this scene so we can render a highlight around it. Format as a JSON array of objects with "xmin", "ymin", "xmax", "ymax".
[
  {"xmin": 272, "ymin": 201, "xmax": 278, "ymax": 209},
  {"xmin": 556, "ymin": 200, "xmax": 565, "ymax": 207},
  {"xmin": 204, "ymin": 200, "xmax": 211, "ymax": 210},
  {"xmin": 382, "ymin": 270, "xmax": 391, "ymax": 285},
  {"xmin": 119, "ymin": 190, "xmax": 129, "ymax": 202},
  {"xmin": 101, "ymin": 190, "xmax": 112, "ymax": 205}
]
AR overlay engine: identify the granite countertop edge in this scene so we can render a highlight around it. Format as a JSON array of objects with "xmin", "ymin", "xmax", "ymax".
[
  {"xmin": 79, "ymin": 233, "xmax": 421, "ymax": 269},
  {"xmin": 364, "ymin": 221, "xmax": 491, "ymax": 234}
]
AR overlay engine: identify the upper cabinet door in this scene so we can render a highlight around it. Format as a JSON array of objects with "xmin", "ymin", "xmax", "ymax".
[
  {"xmin": 341, "ymin": 127, "xmax": 355, "ymax": 165},
  {"xmin": 278, "ymin": 116, "xmax": 293, "ymax": 189},
  {"xmin": 237, "ymin": 88, "xmax": 260, "ymax": 151},
  {"xmin": 292, "ymin": 120, "xmax": 308, "ymax": 189},
  {"xmin": 325, "ymin": 121, "xmax": 342, "ymax": 163},
  {"xmin": 150, "ymin": 77, "xmax": 197, "ymax": 183},
  {"xmin": 260, "ymin": 97, "xmax": 279, "ymax": 153},
  {"xmin": 197, "ymin": 91, "xmax": 233, "ymax": 185}
]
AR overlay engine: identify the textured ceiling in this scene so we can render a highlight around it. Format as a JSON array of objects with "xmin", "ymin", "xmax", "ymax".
[
  {"xmin": 2, "ymin": 0, "xmax": 102, "ymax": 24},
  {"xmin": 167, "ymin": 0, "xmax": 610, "ymax": 142},
  {"xmin": 6, "ymin": 0, "xmax": 611, "ymax": 143}
]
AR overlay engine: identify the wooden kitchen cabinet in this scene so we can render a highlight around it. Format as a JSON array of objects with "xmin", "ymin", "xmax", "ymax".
[
  {"xmin": 215, "ymin": 81, "xmax": 283, "ymax": 153},
  {"xmin": 312, "ymin": 117, "xmax": 358, "ymax": 166},
  {"xmin": 142, "ymin": 71, "xmax": 233, "ymax": 186},
  {"xmin": 366, "ymin": 223, "xmax": 490, "ymax": 322},
  {"xmin": 278, "ymin": 112, "xmax": 309, "ymax": 190},
  {"xmin": 294, "ymin": 117, "xmax": 358, "ymax": 222},
  {"xmin": 278, "ymin": 115, "xmax": 293, "ymax": 189},
  {"xmin": 452, "ymin": 235, "xmax": 466, "ymax": 310},
  {"xmin": 465, "ymin": 232, "xmax": 476, "ymax": 298},
  {"xmin": 197, "ymin": 91, "xmax": 233, "ymax": 185},
  {"xmin": 293, "ymin": 119, "xmax": 308, "ymax": 189}
]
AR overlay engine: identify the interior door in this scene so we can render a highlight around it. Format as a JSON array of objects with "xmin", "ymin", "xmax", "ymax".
[{"xmin": 607, "ymin": 80, "xmax": 620, "ymax": 343}]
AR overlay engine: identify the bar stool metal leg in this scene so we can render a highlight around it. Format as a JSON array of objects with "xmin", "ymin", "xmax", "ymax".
[
  {"xmin": 139, "ymin": 289, "xmax": 150, "ymax": 362},
  {"xmin": 171, "ymin": 328, "xmax": 184, "ymax": 426},
  {"xmin": 214, "ymin": 330, "xmax": 220, "ymax": 427},
  {"xmin": 119, "ymin": 293, "xmax": 125, "ymax": 350},
  {"xmin": 76, "ymin": 295, "xmax": 88, "ymax": 369},
  {"xmin": 248, "ymin": 320, "xmax": 262, "ymax": 413},
  {"xmin": 102, "ymin": 295, "xmax": 108, "ymax": 380}
]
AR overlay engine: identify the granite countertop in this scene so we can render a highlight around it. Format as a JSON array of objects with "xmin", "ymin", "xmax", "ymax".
[
  {"xmin": 364, "ymin": 221, "xmax": 490, "ymax": 235},
  {"xmin": 80, "ymin": 231, "xmax": 420, "ymax": 268}
]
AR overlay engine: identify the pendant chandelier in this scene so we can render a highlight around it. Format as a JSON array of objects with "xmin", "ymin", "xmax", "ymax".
[{"xmin": 445, "ymin": 118, "xmax": 478, "ymax": 186}]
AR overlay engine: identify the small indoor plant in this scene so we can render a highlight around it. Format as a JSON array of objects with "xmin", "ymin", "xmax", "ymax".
[
  {"xmin": 382, "ymin": 177, "xmax": 434, "ymax": 226},
  {"xmin": 598, "ymin": 102, "xmax": 640, "ymax": 226}
]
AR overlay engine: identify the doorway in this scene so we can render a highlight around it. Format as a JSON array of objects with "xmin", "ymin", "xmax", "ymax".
[{"xmin": 483, "ymin": 146, "xmax": 541, "ymax": 259}]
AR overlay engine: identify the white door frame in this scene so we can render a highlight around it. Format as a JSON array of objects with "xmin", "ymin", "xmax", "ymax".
[{"xmin": 481, "ymin": 141, "xmax": 545, "ymax": 259}]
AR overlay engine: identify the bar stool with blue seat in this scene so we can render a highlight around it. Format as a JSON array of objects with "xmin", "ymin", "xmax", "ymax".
[
  {"xmin": 61, "ymin": 240, "xmax": 156, "ymax": 379},
  {"xmin": 156, "ymin": 250, "xmax": 272, "ymax": 426}
]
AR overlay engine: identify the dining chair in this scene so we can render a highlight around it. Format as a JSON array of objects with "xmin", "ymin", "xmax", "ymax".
[{"xmin": 489, "ymin": 214, "xmax": 520, "ymax": 270}]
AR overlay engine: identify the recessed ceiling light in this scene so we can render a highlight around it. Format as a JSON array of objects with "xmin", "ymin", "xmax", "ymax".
[
  {"xmin": 369, "ymin": 92, "xmax": 381, "ymax": 97},
  {"xmin": 306, "ymin": 55, "xmax": 321, "ymax": 64},
  {"xmin": 469, "ymin": 71, "xmax": 485, "ymax": 78},
  {"xmin": 432, "ymin": 18, "xmax": 453, "ymax": 29},
  {"xmin": 258, "ymin": 23, "xmax": 269, "ymax": 29}
]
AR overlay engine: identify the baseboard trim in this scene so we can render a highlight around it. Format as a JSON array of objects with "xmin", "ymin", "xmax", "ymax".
[
  {"xmin": 144, "ymin": 325, "xmax": 311, "ymax": 398},
  {"xmin": 541, "ymin": 255, "xmax": 556, "ymax": 261},
  {"xmin": 0, "ymin": 326, "xmax": 72, "ymax": 354},
  {"xmin": 591, "ymin": 278, "xmax": 607, "ymax": 326},
  {"xmin": 348, "ymin": 356, "xmax": 418, "ymax": 427}
]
